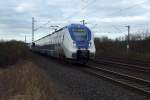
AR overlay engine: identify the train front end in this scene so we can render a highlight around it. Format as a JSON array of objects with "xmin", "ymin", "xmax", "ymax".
[{"xmin": 68, "ymin": 24, "xmax": 96, "ymax": 63}]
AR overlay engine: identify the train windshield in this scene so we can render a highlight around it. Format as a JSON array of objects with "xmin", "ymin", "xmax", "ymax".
[{"xmin": 73, "ymin": 28, "xmax": 88, "ymax": 41}]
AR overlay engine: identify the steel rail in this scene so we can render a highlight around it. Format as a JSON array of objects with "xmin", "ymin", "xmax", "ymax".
[
  {"xmin": 93, "ymin": 59, "xmax": 150, "ymax": 73},
  {"xmin": 84, "ymin": 64, "xmax": 150, "ymax": 96}
]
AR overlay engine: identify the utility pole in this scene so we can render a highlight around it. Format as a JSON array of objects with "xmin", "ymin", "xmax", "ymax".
[
  {"xmin": 25, "ymin": 35, "xmax": 26, "ymax": 43},
  {"xmin": 31, "ymin": 17, "xmax": 53, "ymax": 43},
  {"xmin": 80, "ymin": 20, "xmax": 87, "ymax": 25},
  {"xmin": 125, "ymin": 25, "xmax": 130, "ymax": 52},
  {"xmin": 146, "ymin": 24, "xmax": 149, "ymax": 35},
  {"xmin": 32, "ymin": 17, "xmax": 35, "ymax": 44}
]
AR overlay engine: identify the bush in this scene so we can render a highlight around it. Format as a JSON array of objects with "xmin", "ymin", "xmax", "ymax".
[
  {"xmin": 94, "ymin": 36, "xmax": 150, "ymax": 61},
  {"xmin": 0, "ymin": 40, "xmax": 31, "ymax": 66}
]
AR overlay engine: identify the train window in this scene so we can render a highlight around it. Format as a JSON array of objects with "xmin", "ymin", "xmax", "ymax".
[{"xmin": 73, "ymin": 28, "xmax": 88, "ymax": 41}]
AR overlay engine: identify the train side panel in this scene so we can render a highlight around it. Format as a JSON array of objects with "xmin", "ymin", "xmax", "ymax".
[
  {"xmin": 62, "ymin": 28, "xmax": 77, "ymax": 59},
  {"xmin": 32, "ymin": 24, "xmax": 96, "ymax": 63}
]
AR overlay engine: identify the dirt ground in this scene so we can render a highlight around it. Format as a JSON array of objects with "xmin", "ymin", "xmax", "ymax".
[
  {"xmin": 0, "ymin": 60, "xmax": 72, "ymax": 100},
  {"xmin": 0, "ymin": 53, "xmax": 148, "ymax": 100}
]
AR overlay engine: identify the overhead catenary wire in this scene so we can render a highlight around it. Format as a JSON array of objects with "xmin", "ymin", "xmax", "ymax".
[
  {"xmin": 31, "ymin": 17, "xmax": 53, "ymax": 42},
  {"xmin": 34, "ymin": 20, "xmax": 51, "ymax": 31},
  {"xmin": 33, "ymin": 0, "xmax": 149, "ymax": 40},
  {"xmin": 111, "ymin": 25, "xmax": 123, "ymax": 33},
  {"xmin": 83, "ymin": 0, "xmax": 148, "ymax": 34},
  {"xmin": 108, "ymin": 0, "xmax": 148, "ymax": 17},
  {"xmin": 65, "ymin": 0, "xmax": 97, "ymax": 24}
]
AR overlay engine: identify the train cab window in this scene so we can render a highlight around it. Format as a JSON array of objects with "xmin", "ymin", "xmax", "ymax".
[{"xmin": 73, "ymin": 28, "xmax": 88, "ymax": 41}]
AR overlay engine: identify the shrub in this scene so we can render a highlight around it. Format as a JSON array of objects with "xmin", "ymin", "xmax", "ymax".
[
  {"xmin": 94, "ymin": 36, "xmax": 150, "ymax": 61},
  {"xmin": 0, "ymin": 40, "xmax": 31, "ymax": 66}
]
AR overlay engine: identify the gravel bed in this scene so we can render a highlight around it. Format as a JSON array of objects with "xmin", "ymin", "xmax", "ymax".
[{"xmin": 31, "ymin": 54, "xmax": 149, "ymax": 100}]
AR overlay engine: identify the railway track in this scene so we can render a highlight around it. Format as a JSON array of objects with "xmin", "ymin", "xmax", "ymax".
[
  {"xmin": 97, "ymin": 56, "xmax": 150, "ymax": 67},
  {"xmin": 84, "ymin": 64, "xmax": 150, "ymax": 97},
  {"xmin": 93, "ymin": 58, "xmax": 150, "ymax": 74},
  {"xmin": 82, "ymin": 57, "xmax": 150, "ymax": 96}
]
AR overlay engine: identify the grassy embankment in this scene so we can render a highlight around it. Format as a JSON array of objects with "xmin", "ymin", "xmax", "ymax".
[{"xmin": 0, "ymin": 41, "xmax": 70, "ymax": 100}]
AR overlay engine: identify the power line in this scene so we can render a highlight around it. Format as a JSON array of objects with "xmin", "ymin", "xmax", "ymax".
[
  {"xmin": 86, "ymin": 0, "xmax": 148, "ymax": 31},
  {"xmin": 65, "ymin": 0, "xmax": 97, "ymax": 23},
  {"xmin": 32, "ymin": 17, "xmax": 52, "ymax": 43},
  {"xmin": 112, "ymin": 25, "xmax": 123, "ymax": 33},
  {"xmin": 34, "ymin": 21, "xmax": 51, "ymax": 31},
  {"xmin": 108, "ymin": 1, "xmax": 147, "ymax": 17},
  {"xmin": 50, "ymin": 25, "xmax": 59, "ymax": 32}
]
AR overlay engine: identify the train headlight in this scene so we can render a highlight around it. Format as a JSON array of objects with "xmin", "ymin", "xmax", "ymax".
[
  {"xmin": 73, "ymin": 42, "xmax": 76, "ymax": 48},
  {"xmin": 89, "ymin": 42, "xmax": 92, "ymax": 47}
]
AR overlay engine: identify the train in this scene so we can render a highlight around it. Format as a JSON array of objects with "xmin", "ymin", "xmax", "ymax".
[{"xmin": 31, "ymin": 24, "xmax": 96, "ymax": 63}]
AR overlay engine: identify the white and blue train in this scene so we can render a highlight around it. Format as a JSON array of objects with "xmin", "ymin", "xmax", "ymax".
[{"xmin": 31, "ymin": 24, "xmax": 96, "ymax": 63}]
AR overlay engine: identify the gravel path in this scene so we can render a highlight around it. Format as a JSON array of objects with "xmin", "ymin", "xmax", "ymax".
[{"xmin": 31, "ymin": 54, "xmax": 149, "ymax": 100}]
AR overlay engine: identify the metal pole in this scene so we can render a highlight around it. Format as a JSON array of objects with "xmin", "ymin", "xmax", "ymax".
[
  {"xmin": 83, "ymin": 20, "xmax": 85, "ymax": 25},
  {"xmin": 32, "ymin": 17, "xmax": 34, "ymax": 43},
  {"xmin": 25, "ymin": 35, "xmax": 26, "ymax": 43},
  {"xmin": 80, "ymin": 20, "xmax": 86, "ymax": 25},
  {"xmin": 125, "ymin": 25, "xmax": 130, "ymax": 52}
]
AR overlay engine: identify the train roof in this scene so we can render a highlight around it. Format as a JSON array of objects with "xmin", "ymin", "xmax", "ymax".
[{"xmin": 33, "ymin": 24, "xmax": 88, "ymax": 42}]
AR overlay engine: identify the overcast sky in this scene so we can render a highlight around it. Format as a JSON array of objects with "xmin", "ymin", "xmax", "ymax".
[{"xmin": 0, "ymin": 0, "xmax": 150, "ymax": 42}]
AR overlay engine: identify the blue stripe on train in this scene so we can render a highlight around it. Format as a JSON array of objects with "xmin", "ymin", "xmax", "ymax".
[{"xmin": 67, "ymin": 24, "xmax": 91, "ymax": 49}]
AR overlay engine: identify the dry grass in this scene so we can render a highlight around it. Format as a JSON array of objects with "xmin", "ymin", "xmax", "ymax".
[
  {"xmin": 0, "ymin": 61, "xmax": 71, "ymax": 100},
  {"xmin": 0, "ymin": 40, "xmax": 72, "ymax": 100},
  {"xmin": 0, "ymin": 40, "xmax": 31, "ymax": 66}
]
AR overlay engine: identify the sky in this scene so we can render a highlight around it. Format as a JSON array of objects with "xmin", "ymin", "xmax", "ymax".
[{"xmin": 0, "ymin": 0, "xmax": 150, "ymax": 42}]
